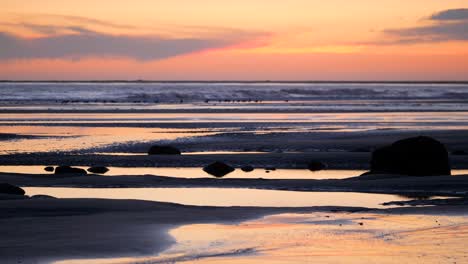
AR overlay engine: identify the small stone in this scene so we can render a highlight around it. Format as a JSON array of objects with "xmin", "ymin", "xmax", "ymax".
[{"xmin": 44, "ymin": 166, "xmax": 54, "ymax": 172}]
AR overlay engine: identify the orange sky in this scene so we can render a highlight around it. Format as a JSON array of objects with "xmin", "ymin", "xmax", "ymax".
[{"xmin": 1, "ymin": 0, "xmax": 468, "ymax": 80}]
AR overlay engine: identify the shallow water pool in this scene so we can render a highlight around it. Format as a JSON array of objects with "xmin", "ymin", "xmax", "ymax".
[
  {"xmin": 2, "ymin": 165, "xmax": 468, "ymax": 179},
  {"xmin": 0, "ymin": 165, "xmax": 366, "ymax": 179},
  {"xmin": 54, "ymin": 212, "xmax": 468, "ymax": 264},
  {"xmin": 23, "ymin": 187, "xmax": 446, "ymax": 209}
]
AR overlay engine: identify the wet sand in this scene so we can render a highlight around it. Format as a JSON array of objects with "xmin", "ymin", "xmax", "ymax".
[
  {"xmin": 1, "ymin": 108, "xmax": 468, "ymax": 263},
  {"xmin": 1, "ymin": 129, "xmax": 468, "ymax": 169},
  {"xmin": 0, "ymin": 197, "xmax": 467, "ymax": 264},
  {"xmin": 1, "ymin": 152, "xmax": 467, "ymax": 171},
  {"xmin": 1, "ymin": 167, "xmax": 467, "ymax": 263},
  {"xmin": 2, "ymin": 172, "xmax": 468, "ymax": 197},
  {"xmin": 0, "ymin": 198, "xmax": 367, "ymax": 264}
]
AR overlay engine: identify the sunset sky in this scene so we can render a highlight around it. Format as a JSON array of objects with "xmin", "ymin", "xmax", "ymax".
[{"xmin": 1, "ymin": 0, "xmax": 468, "ymax": 80}]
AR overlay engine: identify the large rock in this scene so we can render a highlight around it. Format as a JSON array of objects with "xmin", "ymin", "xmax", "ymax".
[
  {"xmin": 87, "ymin": 166, "xmax": 109, "ymax": 174},
  {"xmin": 0, "ymin": 183, "xmax": 25, "ymax": 195},
  {"xmin": 307, "ymin": 161, "xmax": 327, "ymax": 171},
  {"xmin": 148, "ymin": 145, "xmax": 181, "ymax": 155},
  {"xmin": 203, "ymin": 161, "xmax": 235, "ymax": 178},
  {"xmin": 54, "ymin": 166, "xmax": 87, "ymax": 175},
  {"xmin": 370, "ymin": 136, "xmax": 450, "ymax": 176}
]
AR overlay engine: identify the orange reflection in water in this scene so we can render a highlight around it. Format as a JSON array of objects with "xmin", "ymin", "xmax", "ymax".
[
  {"xmin": 54, "ymin": 212, "xmax": 468, "ymax": 264},
  {"xmin": 23, "ymin": 187, "xmax": 444, "ymax": 208},
  {"xmin": 0, "ymin": 126, "xmax": 213, "ymax": 154},
  {"xmin": 0, "ymin": 165, "xmax": 365, "ymax": 179},
  {"xmin": 3, "ymin": 112, "xmax": 468, "ymax": 123},
  {"xmin": 2, "ymin": 165, "xmax": 467, "ymax": 179}
]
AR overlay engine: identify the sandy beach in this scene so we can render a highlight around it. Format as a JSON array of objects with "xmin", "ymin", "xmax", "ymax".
[
  {"xmin": 2, "ymin": 0, "xmax": 468, "ymax": 259},
  {"xmin": 1, "ymin": 128, "xmax": 468, "ymax": 170},
  {"xmin": 0, "ymin": 197, "xmax": 364, "ymax": 263},
  {"xmin": 1, "ymin": 196, "xmax": 467, "ymax": 264},
  {"xmin": 2, "ymin": 169, "xmax": 468, "ymax": 262},
  {"xmin": 1, "ymin": 82, "xmax": 468, "ymax": 263},
  {"xmin": 1, "ymin": 172, "xmax": 468, "ymax": 196}
]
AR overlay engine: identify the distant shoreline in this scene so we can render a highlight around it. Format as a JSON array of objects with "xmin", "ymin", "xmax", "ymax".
[{"xmin": 1, "ymin": 80, "xmax": 468, "ymax": 84}]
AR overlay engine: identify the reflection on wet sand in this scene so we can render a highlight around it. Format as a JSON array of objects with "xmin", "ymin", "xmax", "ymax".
[
  {"xmin": 0, "ymin": 126, "xmax": 214, "ymax": 154},
  {"xmin": 3, "ymin": 112, "xmax": 468, "ymax": 124},
  {"xmin": 2, "ymin": 111, "xmax": 468, "ymax": 155},
  {"xmin": 2, "ymin": 166, "xmax": 468, "ymax": 179},
  {"xmin": 0, "ymin": 165, "xmax": 366, "ymax": 179},
  {"xmin": 23, "ymin": 187, "xmax": 445, "ymax": 208},
  {"xmin": 54, "ymin": 212, "xmax": 468, "ymax": 264}
]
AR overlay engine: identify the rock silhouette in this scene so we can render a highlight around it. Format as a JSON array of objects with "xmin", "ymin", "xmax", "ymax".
[
  {"xmin": 241, "ymin": 165, "xmax": 254, "ymax": 172},
  {"xmin": 370, "ymin": 136, "xmax": 450, "ymax": 176},
  {"xmin": 203, "ymin": 161, "xmax": 235, "ymax": 177},
  {"xmin": 44, "ymin": 166, "xmax": 55, "ymax": 172},
  {"xmin": 87, "ymin": 166, "xmax": 109, "ymax": 174},
  {"xmin": 54, "ymin": 166, "xmax": 87, "ymax": 175},
  {"xmin": 308, "ymin": 161, "xmax": 327, "ymax": 171},
  {"xmin": 0, "ymin": 183, "xmax": 25, "ymax": 195}
]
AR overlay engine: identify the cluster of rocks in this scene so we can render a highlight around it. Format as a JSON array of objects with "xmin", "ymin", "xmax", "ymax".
[
  {"xmin": 36, "ymin": 137, "xmax": 454, "ymax": 181},
  {"xmin": 145, "ymin": 145, "xmax": 330, "ymax": 178},
  {"xmin": 168, "ymin": 136, "xmax": 454, "ymax": 178},
  {"xmin": 200, "ymin": 160, "xmax": 329, "ymax": 178},
  {"xmin": 44, "ymin": 166, "xmax": 109, "ymax": 175},
  {"xmin": 0, "ymin": 136, "xmax": 454, "ymax": 203}
]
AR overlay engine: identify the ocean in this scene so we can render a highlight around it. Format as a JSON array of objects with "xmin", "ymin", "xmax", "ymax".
[
  {"xmin": 1, "ymin": 82, "xmax": 468, "ymax": 154},
  {"xmin": 1, "ymin": 81, "xmax": 468, "ymax": 112}
]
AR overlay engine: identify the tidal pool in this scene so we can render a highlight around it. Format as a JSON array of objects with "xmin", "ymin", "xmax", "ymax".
[
  {"xmin": 54, "ymin": 212, "xmax": 468, "ymax": 264},
  {"xmin": 0, "ymin": 125, "xmax": 215, "ymax": 154},
  {"xmin": 0, "ymin": 165, "xmax": 365, "ymax": 179},
  {"xmin": 2, "ymin": 166, "xmax": 468, "ymax": 179},
  {"xmin": 23, "ymin": 187, "xmax": 445, "ymax": 208}
]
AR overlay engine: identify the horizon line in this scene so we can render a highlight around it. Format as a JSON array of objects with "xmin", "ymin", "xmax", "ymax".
[{"xmin": 1, "ymin": 80, "xmax": 468, "ymax": 84}]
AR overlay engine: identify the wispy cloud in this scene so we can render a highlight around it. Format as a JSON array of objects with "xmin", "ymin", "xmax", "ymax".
[
  {"xmin": 3, "ymin": 13, "xmax": 139, "ymax": 32},
  {"xmin": 0, "ymin": 15, "xmax": 268, "ymax": 61},
  {"xmin": 11, "ymin": 23, "xmax": 96, "ymax": 35},
  {"xmin": 0, "ymin": 30, "xmax": 264, "ymax": 61},
  {"xmin": 430, "ymin": 8, "xmax": 468, "ymax": 21},
  {"xmin": 383, "ymin": 8, "xmax": 468, "ymax": 44}
]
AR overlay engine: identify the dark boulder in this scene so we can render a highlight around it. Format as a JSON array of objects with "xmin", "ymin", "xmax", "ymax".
[
  {"xmin": 370, "ymin": 136, "xmax": 450, "ymax": 176},
  {"xmin": 148, "ymin": 145, "xmax": 181, "ymax": 155},
  {"xmin": 241, "ymin": 165, "xmax": 254, "ymax": 172},
  {"xmin": 44, "ymin": 166, "xmax": 55, "ymax": 172},
  {"xmin": 308, "ymin": 161, "xmax": 327, "ymax": 171},
  {"xmin": 203, "ymin": 161, "xmax": 235, "ymax": 178},
  {"xmin": 0, "ymin": 183, "xmax": 25, "ymax": 195},
  {"xmin": 87, "ymin": 166, "xmax": 109, "ymax": 174},
  {"xmin": 54, "ymin": 166, "xmax": 87, "ymax": 175}
]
